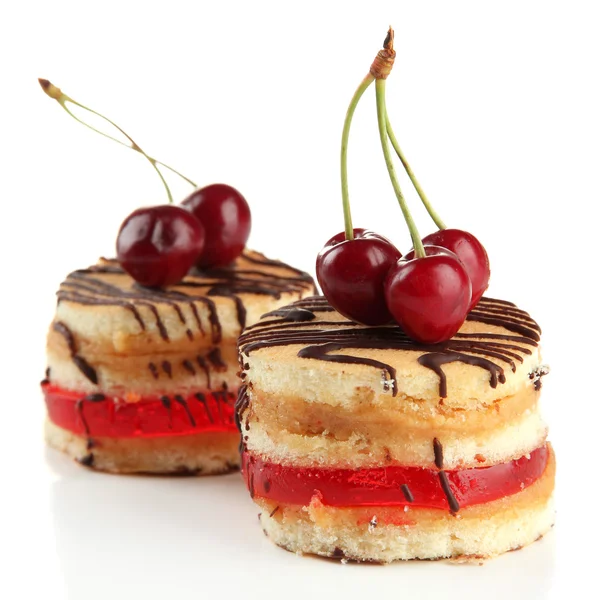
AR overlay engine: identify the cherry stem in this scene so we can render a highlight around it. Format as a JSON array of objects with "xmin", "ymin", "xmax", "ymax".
[
  {"xmin": 51, "ymin": 91, "xmax": 173, "ymax": 204},
  {"xmin": 375, "ymin": 78, "xmax": 425, "ymax": 258},
  {"xmin": 341, "ymin": 74, "xmax": 375, "ymax": 241},
  {"xmin": 385, "ymin": 115, "xmax": 446, "ymax": 230},
  {"xmin": 38, "ymin": 79, "xmax": 198, "ymax": 203}
]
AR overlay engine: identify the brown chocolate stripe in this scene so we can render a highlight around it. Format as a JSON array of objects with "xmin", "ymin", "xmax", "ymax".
[
  {"xmin": 53, "ymin": 322, "xmax": 98, "ymax": 384},
  {"xmin": 239, "ymin": 296, "xmax": 540, "ymax": 398},
  {"xmin": 56, "ymin": 251, "xmax": 316, "ymax": 345}
]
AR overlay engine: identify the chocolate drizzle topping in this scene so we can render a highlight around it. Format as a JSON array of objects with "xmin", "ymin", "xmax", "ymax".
[
  {"xmin": 261, "ymin": 307, "xmax": 317, "ymax": 322},
  {"xmin": 400, "ymin": 484, "xmax": 414, "ymax": 503},
  {"xmin": 182, "ymin": 359, "xmax": 196, "ymax": 375},
  {"xmin": 42, "ymin": 367, "xmax": 51, "ymax": 385},
  {"xmin": 56, "ymin": 250, "xmax": 315, "ymax": 346},
  {"xmin": 235, "ymin": 384, "xmax": 250, "ymax": 453},
  {"xmin": 174, "ymin": 394, "xmax": 196, "ymax": 427},
  {"xmin": 76, "ymin": 399, "xmax": 91, "ymax": 435},
  {"xmin": 51, "ymin": 251, "xmax": 314, "ymax": 389},
  {"xmin": 529, "ymin": 365, "xmax": 550, "ymax": 391},
  {"xmin": 53, "ymin": 322, "xmax": 98, "ymax": 384},
  {"xmin": 197, "ymin": 356, "xmax": 211, "ymax": 389},
  {"xmin": 78, "ymin": 454, "xmax": 95, "ymax": 467},
  {"xmin": 438, "ymin": 471, "xmax": 460, "ymax": 514},
  {"xmin": 239, "ymin": 295, "xmax": 541, "ymax": 398},
  {"xmin": 433, "ymin": 438, "xmax": 444, "ymax": 470},
  {"xmin": 148, "ymin": 363, "xmax": 159, "ymax": 379},
  {"xmin": 161, "ymin": 361, "xmax": 172, "ymax": 378},
  {"xmin": 207, "ymin": 348, "xmax": 227, "ymax": 371},
  {"xmin": 73, "ymin": 394, "xmax": 107, "ymax": 457},
  {"xmin": 195, "ymin": 393, "xmax": 214, "ymax": 423},
  {"xmin": 431, "ymin": 438, "xmax": 460, "ymax": 514}
]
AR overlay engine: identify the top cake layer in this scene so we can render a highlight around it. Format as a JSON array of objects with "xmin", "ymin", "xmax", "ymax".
[
  {"xmin": 47, "ymin": 250, "xmax": 316, "ymax": 394},
  {"xmin": 239, "ymin": 295, "xmax": 544, "ymax": 407}
]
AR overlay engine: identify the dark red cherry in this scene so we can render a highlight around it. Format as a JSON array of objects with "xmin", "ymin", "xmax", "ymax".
[
  {"xmin": 316, "ymin": 228, "xmax": 401, "ymax": 325},
  {"xmin": 181, "ymin": 183, "xmax": 251, "ymax": 268},
  {"xmin": 384, "ymin": 245, "xmax": 472, "ymax": 344},
  {"xmin": 421, "ymin": 229, "xmax": 489, "ymax": 311},
  {"xmin": 116, "ymin": 205, "xmax": 205, "ymax": 287}
]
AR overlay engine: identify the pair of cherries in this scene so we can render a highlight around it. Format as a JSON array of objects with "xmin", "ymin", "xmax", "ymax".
[
  {"xmin": 117, "ymin": 184, "xmax": 251, "ymax": 287},
  {"xmin": 37, "ymin": 77, "xmax": 251, "ymax": 288},
  {"xmin": 316, "ymin": 227, "xmax": 490, "ymax": 344}
]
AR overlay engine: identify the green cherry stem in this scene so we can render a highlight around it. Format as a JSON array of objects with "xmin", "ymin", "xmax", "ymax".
[
  {"xmin": 339, "ymin": 27, "xmax": 397, "ymax": 241},
  {"xmin": 375, "ymin": 78, "xmax": 425, "ymax": 258},
  {"xmin": 385, "ymin": 115, "xmax": 446, "ymax": 230},
  {"xmin": 340, "ymin": 74, "xmax": 375, "ymax": 240},
  {"xmin": 38, "ymin": 79, "xmax": 197, "ymax": 202}
]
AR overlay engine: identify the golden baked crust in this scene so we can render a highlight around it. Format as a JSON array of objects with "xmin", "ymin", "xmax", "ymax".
[{"xmin": 45, "ymin": 419, "xmax": 240, "ymax": 474}]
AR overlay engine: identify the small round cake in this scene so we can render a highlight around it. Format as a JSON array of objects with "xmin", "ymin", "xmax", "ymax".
[
  {"xmin": 43, "ymin": 250, "xmax": 315, "ymax": 474},
  {"xmin": 237, "ymin": 295, "xmax": 554, "ymax": 561}
]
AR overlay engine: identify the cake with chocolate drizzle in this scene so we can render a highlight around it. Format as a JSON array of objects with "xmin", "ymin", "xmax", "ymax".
[
  {"xmin": 236, "ymin": 28, "xmax": 554, "ymax": 561},
  {"xmin": 43, "ymin": 250, "xmax": 315, "ymax": 474},
  {"xmin": 38, "ymin": 78, "xmax": 317, "ymax": 474},
  {"xmin": 236, "ymin": 295, "xmax": 554, "ymax": 561}
]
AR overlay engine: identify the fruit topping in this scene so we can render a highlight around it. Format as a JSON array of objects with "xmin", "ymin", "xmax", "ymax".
[
  {"xmin": 39, "ymin": 78, "xmax": 252, "ymax": 285},
  {"xmin": 316, "ymin": 28, "xmax": 490, "ymax": 343},
  {"xmin": 116, "ymin": 205, "xmax": 206, "ymax": 288},
  {"xmin": 421, "ymin": 229, "xmax": 490, "ymax": 312},
  {"xmin": 384, "ymin": 246, "xmax": 472, "ymax": 344},
  {"xmin": 182, "ymin": 183, "xmax": 251, "ymax": 268},
  {"xmin": 316, "ymin": 229, "xmax": 400, "ymax": 325}
]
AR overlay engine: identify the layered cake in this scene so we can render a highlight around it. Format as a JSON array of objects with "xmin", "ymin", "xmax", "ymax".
[
  {"xmin": 237, "ymin": 295, "xmax": 554, "ymax": 561},
  {"xmin": 43, "ymin": 250, "xmax": 316, "ymax": 474}
]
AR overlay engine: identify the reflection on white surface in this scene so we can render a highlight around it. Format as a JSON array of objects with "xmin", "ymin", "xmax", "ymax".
[{"xmin": 46, "ymin": 448, "xmax": 556, "ymax": 600}]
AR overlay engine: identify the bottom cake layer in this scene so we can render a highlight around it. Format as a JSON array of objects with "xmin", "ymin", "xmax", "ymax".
[
  {"xmin": 45, "ymin": 419, "xmax": 240, "ymax": 475},
  {"xmin": 255, "ymin": 445, "xmax": 555, "ymax": 562}
]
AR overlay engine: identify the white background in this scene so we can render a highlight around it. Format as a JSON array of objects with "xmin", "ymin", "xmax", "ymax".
[{"xmin": 1, "ymin": 1, "xmax": 599, "ymax": 598}]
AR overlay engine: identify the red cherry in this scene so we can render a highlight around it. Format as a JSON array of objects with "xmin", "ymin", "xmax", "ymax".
[
  {"xmin": 421, "ymin": 229, "xmax": 489, "ymax": 311},
  {"xmin": 384, "ymin": 245, "xmax": 472, "ymax": 344},
  {"xmin": 181, "ymin": 184, "xmax": 251, "ymax": 268},
  {"xmin": 116, "ymin": 205, "xmax": 205, "ymax": 287},
  {"xmin": 316, "ymin": 228, "xmax": 401, "ymax": 325}
]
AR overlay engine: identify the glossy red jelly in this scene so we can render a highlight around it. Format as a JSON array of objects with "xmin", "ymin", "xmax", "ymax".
[
  {"xmin": 43, "ymin": 382, "xmax": 237, "ymax": 438},
  {"xmin": 242, "ymin": 445, "xmax": 548, "ymax": 510}
]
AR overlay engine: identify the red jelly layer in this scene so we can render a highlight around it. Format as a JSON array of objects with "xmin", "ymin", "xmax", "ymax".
[
  {"xmin": 242, "ymin": 445, "xmax": 548, "ymax": 510},
  {"xmin": 43, "ymin": 382, "xmax": 237, "ymax": 438}
]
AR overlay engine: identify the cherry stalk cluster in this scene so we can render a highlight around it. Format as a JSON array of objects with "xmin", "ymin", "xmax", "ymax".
[{"xmin": 316, "ymin": 28, "xmax": 490, "ymax": 344}]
